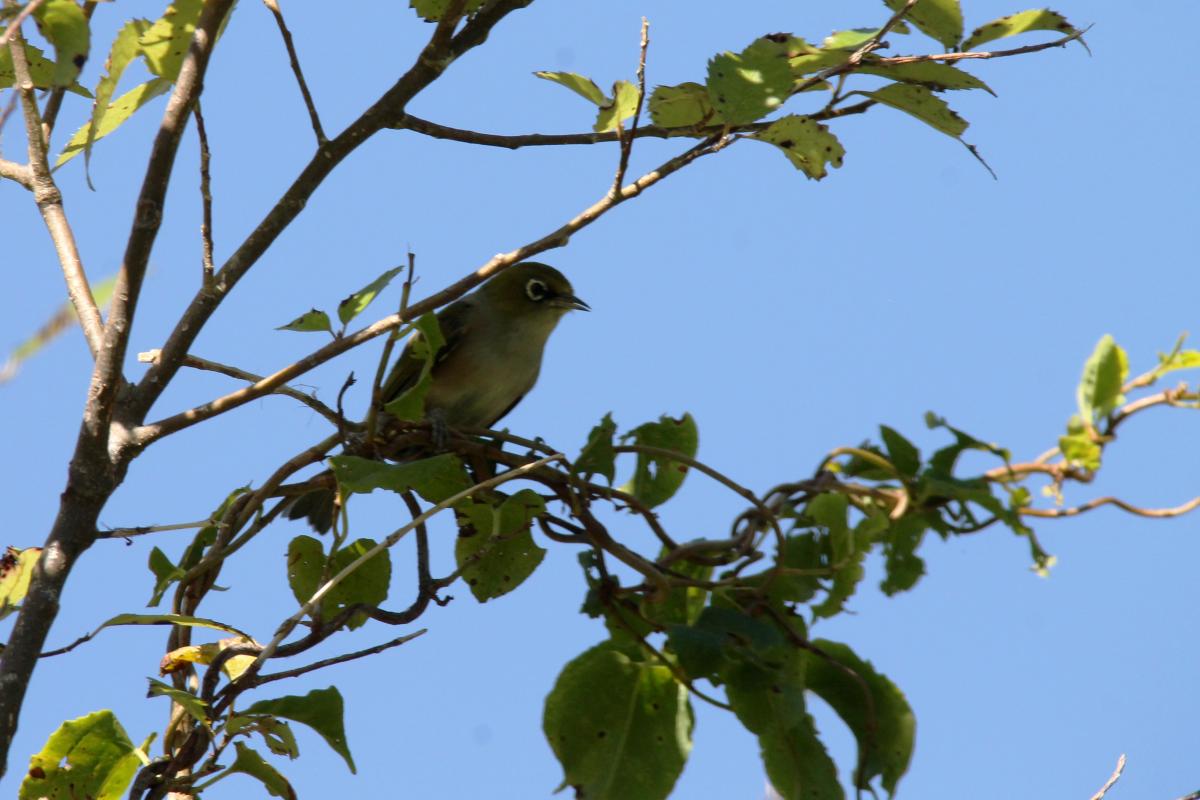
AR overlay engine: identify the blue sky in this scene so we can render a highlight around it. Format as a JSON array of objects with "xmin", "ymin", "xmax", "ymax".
[{"xmin": 3, "ymin": 1, "xmax": 1198, "ymax": 798}]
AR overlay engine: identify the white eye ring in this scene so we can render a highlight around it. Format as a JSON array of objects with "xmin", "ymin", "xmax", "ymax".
[{"xmin": 526, "ymin": 279, "xmax": 548, "ymax": 302}]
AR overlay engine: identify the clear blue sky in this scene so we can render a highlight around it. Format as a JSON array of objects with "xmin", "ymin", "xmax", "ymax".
[{"xmin": 3, "ymin": 1, "xmax": 1197, "ymax": 798}]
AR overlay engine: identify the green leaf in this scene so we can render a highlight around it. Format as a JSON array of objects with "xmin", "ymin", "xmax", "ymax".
[
  {"xmin": 1058, "ymin": 417, "xmax": 1101, "ymax": 471},
  {"xmin": 146, "ymin": 546, "xmax": 185, "ymax": 607},
  {"xmin": 620, "ymin": 413, "xmax": 699, "ymax": 509},
  {"xmin": 963, "ymin": 9, "xmax": 1078, "ymax": 51},
  {"xmin": 275, "ymin": 308, "xmax": 333, "ymax": 334},
  {"xmin": 533, "ymin": 70, "xmax": 607, "ymax": 106},
  {"xmin": 244, "ymin": 687, "xmax": 356, "ymax": 773},
  {"xmin": 97, "ymin": 612, "xmax": 251, "ymax": 639},
  {"xmin": 822, "ymin": 23, "xmax": 910, "ymax": 50},
  {"xmin": 409, "ymin": 0, "xmax": 485, "ymax": 22},
  {"xmin": 924, "ymin": 413, "xmax": 1010, "ymax": 476},
  {"xmin": 336, "ymin": 267, "xmax": 403, "ymax": 326},
  {"xmin": 879, "ymin": 425, "xmax": 921, "ymax": 477},
  {"xmin": 1076, "ymin": 334, "xmax": 1128, "ymax": 423},
  {"xmin": 57, "ymin": 77, "xmax": 173, "ymax": 167},
  {"xmin": 455, "ymin": 490, "xmax": 547, "ymax": 602},
  {"xmin": 858, "ymin": 58, "xmax": 993, "ymax": 94},
  {"xmin": 226, "ymin": 715, "xmax": 300, "ymax": 759},
  {"xmin": 594, "ymin": 80, "xmax": 640, "ymax": 133},
  {"xmin": 76, "ymin": 19, "xmax": 152, "ymax": 175},
  {"xmin": 382, "ymin": 313, "xmax": 444, "ymax": 421},
  {"xmin": 0, "ymin": 546, "xmax": 42, "ymax": 621},
  {"xmin": 225, "ymin": 742, "xmax": 297, "ymax": 799},
  {"xmin": 884, "ymin": 0, "xmax": 963, "ymax": 49},
  {"xmin": 648, "ymin": 82, "xmax": 722, "ymax": 129},
  {"xmin": 544, "ymin": 642, "xmax": 692, "ymax": 800},
  {"xmin": 146, "ymin": 678, "xmax": 208, "ymax": 723},
  {"xmin": 1157, "ymin": 349, "xmax": 1200, "ymax": 376},
  {"xmin": 329, "ymin": 453, "xmax": 471, "ymax": 503},
  {"xmin": 806, "ymin": 639, "xmax": 915, "ymax": 796},
  {"xmin": 868, "ymin": 83, "xmax": 967, "ymax": 137},
  {"xmin": 33, "ymin": 0, "xmax": 90, "ymax": 87},
  {"xmin": 666, "ymin": 606, "xmax": 787, "ymax": 684},
  {"xmin": 707, "ymin": 37, "xmax": 794, "ymax": 126},
  {"xmin": 880, "ymin": 514, "xmax": 927, "ymax": 595},
  {"xmin": 640, "ymin": 553, "xmax": 711, "ymax": 628},
  {"xmin": 575, "ymin": 412, "xmax": 617, "ymax": 483},
  {"xmin": 139, "ymin": 0, "xmax": 205, "ymax": 80},
  {"xmin": 0, "ymin": 42, "xmax": 90, "ymax": 96},
  {"xmin": 754, "ymin": 114, "xmax": 845, "ymax": 180},
  {"xmin": 287, "ymin": 536, "xmax": 391, "ymax": 630},
  {"xmin": 19, "ymin": 710, "xmax": 142, "ymax": 800},
  {"xmin": 808, "ymin": 493, "xmax": 868, "ymax": 619}
]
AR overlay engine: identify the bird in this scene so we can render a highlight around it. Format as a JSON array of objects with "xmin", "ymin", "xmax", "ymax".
[{"xmin": 286, "ymin": 261, "xmax": 588, "ymax": 533}]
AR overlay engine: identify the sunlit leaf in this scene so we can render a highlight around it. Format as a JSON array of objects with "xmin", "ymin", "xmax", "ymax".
[
  {"xmin": 409, "ymin": 0, "xmax": 485, "ymax": 23},
  {"xmin": 0, "ymin": 546, "xmax": 42, "ymax": 622},
  {"xmin": 868, "ymin": 83, "xmax": 967, "ymax": 137},
  {"xmin": 884, "ymin": 0, "xmax": 963, "ymax": 49},
  {"xmin": 32, "ymin": 0, "xmax": 90, "ymax": 86},
  {"xmin": 822, "ymin": 22, "xmax": 910, "ymax": 50},
  {"xmin": 963, "ymin": 9, "xmax": 1078, "ymax": 51},
  {"xmin": 533, "ymin": 70, "xmax": 607, "ymax": 106},
  {"xmin": 707, "ymin": 37, "xmax": 794, "ymax": 125},
  {"xmin": 147, "ymin": 678, "xmax": 208, "ymax": 723},
  {"xmin": 0, "ymin": 42, "xmax": 89, "ymax": 95},
  {"xmin": 1076, "ymin": 334, "xmax": 1127, "ymax": 422},
  {"xmin": 594, "ymin": 80, "xmax": 640, "ymax": 133},
  {"xmin": 648, "ymin": 82, "xmax": 722, "ymax": 129},
  {"xmin": 19, "ymin": 710, "xmax": 141, "ymax": 800},
  {"xmin": 275, "ymin": 308, "xmax": 333, "ymax": 334},
  {"xmin": 754, "ymin": 114, "xmax": 845, "ymax": 180},
  {"xmin": 139, "ymin": 0, "xmax": 205, "ymax": 80},
  {"xmin": 859, "ymin": 58, "xmax": 993, "ymax": 94},
  {"xmin": 58, "ymin": 77, "xmax": 172, "ymax": 167},
  {"xmin": 337, "ymin": 267, "xmax": 403, "ymax": 325}
]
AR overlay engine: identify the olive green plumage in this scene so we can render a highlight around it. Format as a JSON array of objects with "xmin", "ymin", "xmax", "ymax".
[{"xmin": 287, "ymin": 262, "xmax": 587, "ymax": 533}]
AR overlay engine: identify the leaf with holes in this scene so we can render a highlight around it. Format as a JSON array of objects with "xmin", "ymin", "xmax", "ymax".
[
  {"xmin": 755, "ymin": 114, "xmax": 845, "ymax": 180},
  {"xmin": 0, "ymin": 546, "xmax": 41, "ymax": 621},
  {"xmin": 329, "ymin": 452, "xmax": 471, "ymax": 503},
  {"xmin": 544, "ymin": 642, "xmax": 692, "ymax": 800},
  {"xmin": 455, "ymin": 490, "xmax": 547, "ymax": 601},
  {"xmin": 18, "ymin": 710, "xmax": 142, "ymax": 800},
  {"xmin": 0, "ymin": 42, "xmax": 90, "ymax": 95},
  {"xmin": 707, "ymin": 36, "xmax": 793, "ymax": 126},
  {"xmin": 620, "ymin": 413, "xmax": 699, "ymax": 509},
  {"xmin": 963, "ymin": 9, "xmax": 1078, "ymax": 50},
  {"xmin": 287, "ymin": 536, "xmax": 391, "ymax": 630},
  {"xmin": 575, "ymin": 412, "xmax": 617, "ymax": 483},
  {"xmin": 139, "ymin": 0, "xmax": 204, "ymax": 80}
]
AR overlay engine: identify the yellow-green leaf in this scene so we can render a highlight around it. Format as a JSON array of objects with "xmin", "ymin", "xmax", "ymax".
[
  {"xmin": 33, "ymin": 0, "xmax": 90, "ymax": 87},
  {"xmin": 593, "ymin": 80, "xmax": 640, "ymax": 133},
  {"xmin": 139, "ymin": 0, "xmax": 204, "ymax": 80},
  {"xmin": 755, "ymin": 114, "xmax": 845, "ymax": 180},
  {"xmin": 869, "ymin": 83, "xmax": 967, "ymax": 137},
  {"xmin": 0, "ymin": 546, "xmax": 42, "ymax": 621},
  {"xmin": 19, "ymin": 711, "xmax": 141, "ymax": 800},
  {"xmin": 534, "ymin": 70, "xmax": 607, "ymax": 106},
  {"xmin": 1076, "ymin": 334, "xmax": 1128, "ymax": 422},
  {"xmin": 963, "ymin": 9, "xmax": 1077, "ymax": 51},
  {"xmin": 58, "ymin": 77, "xmax": 172, "ymax": 167},
  {"xmin": 648, "ymin": 82, "xmax": 722, "ymax": 129},
  {"xmin": 884, "ymin": 0, "xmax": 963, "ymax": 49},
  {"xmin": 707, "ymin": 37, "xmax": 793, "ymax": 126}
]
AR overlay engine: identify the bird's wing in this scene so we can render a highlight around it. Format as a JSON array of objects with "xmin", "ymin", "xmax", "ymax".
[{"xmin": 381, "ymin": 298, "xmax": 473, "ymax": 404}]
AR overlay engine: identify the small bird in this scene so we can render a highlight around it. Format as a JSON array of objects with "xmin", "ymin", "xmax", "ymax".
[{"xmin": 287, "ymin": 261, "xmax": 588, "ymax": 532}]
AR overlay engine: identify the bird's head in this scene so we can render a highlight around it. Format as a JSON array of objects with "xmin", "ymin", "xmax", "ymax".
[{"xmin": 478, "ymin": 262, "xmax": 589, "ymax": 319}]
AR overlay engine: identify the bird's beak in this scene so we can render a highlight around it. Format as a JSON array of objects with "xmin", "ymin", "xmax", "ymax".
[{"xmin": 551, "ymin": 294, "xmax": 590, "ymax": 312}]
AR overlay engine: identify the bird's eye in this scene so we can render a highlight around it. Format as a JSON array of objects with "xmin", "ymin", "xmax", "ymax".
[{"xmin": 525, "ymin": 279, "xmax": 548, "ymax": 302}]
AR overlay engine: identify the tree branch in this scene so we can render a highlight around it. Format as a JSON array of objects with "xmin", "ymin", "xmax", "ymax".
[
  {"xmin": 6, "ymin": 30, "xmax": 105, "ymax": 356},
  {"xmin": 130, "ymin": 0, "xmax": 536, "ymax": 424},
  {"xmin": 131, "ymin": 133, "xmax": 730, "ymax": 445},
  {"xmin": 261, "ymin": 0, "xmax": 325, "ymax": 144}
]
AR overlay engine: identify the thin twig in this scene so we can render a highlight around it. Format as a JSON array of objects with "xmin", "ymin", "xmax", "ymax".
[
  {"xmin": 101, "ymin": 519, "xmax": 215, "ymax": 539},
  {"xmin": 0, "ymin": 0, "xmax": 50, "ymax": 48},
  {"xmin": 243, "ymin": 454, "xmax": 563, "ymax": 676},
  {"xmin": 610, "ymin": 17, "xmax": 649, "ymax": 197},
  {"xmin": 1021, "ymin": 494, "xmax": 1200, "ymax": 520},
  {"xmin": 252, "ymin": 629, "xmax": 427, "ymax": 686},
  {"xmin": 137, "ymin": 349, "xmax": 345, "ymax": 428},
  {"xmin": 6, "ymin": 30, "xmax": 105, "ymax": 356},
  {"xmin": 879, "ymin": 26, "xmax": 1090, "ymax": 66},
  {"xmin": 1088, "ymin": 754, "xmax": 1126, "ymax": 800},
  {"xmin": 194, "ymin": 102, "xmax": 215, "ymax": 285},
  {"xmin": 261, "ymin": 0, "xmax": 326, "ymax": 144},
  {"xmin": 132, "ymin": 134, "xmax": 731, "ymax": 446}
]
